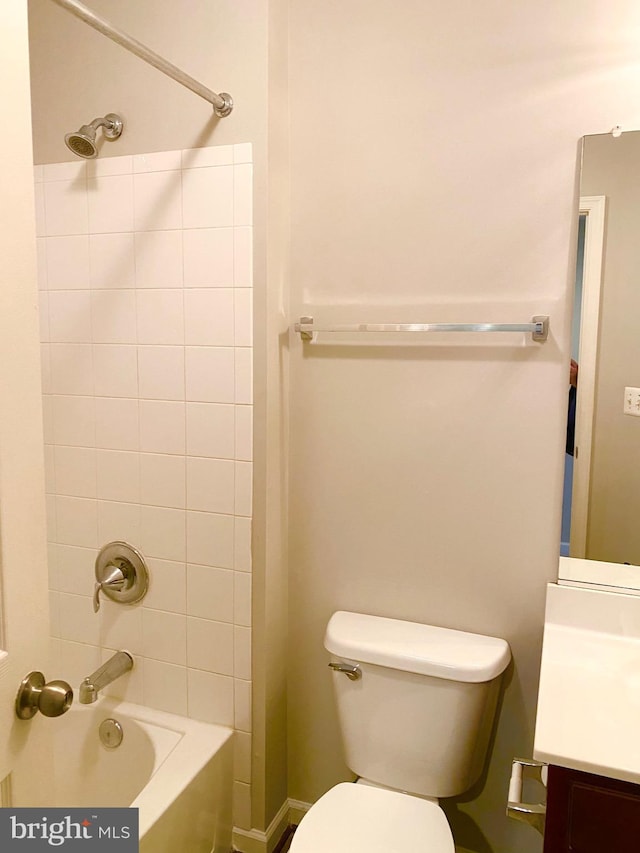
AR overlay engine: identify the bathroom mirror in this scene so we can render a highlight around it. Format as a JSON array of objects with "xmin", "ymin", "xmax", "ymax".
[{"xmin": 559, "ymin": 130, "xmax": 640, "ymax": 591}]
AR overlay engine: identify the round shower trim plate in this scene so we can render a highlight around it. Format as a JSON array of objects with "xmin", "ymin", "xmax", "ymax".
[{"xmin": 103, "ymin": 113, "xmax": 124, "ymax": 139}]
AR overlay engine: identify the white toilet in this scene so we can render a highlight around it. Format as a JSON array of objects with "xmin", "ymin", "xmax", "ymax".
[{"xmin": 290, "ymin": 611, "xmax": 511, "ymax": 853}]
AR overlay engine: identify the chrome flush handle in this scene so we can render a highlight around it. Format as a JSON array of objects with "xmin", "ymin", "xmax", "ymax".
[{"xmin": 328, "ymin": 662, "xmax": 362, "ymax": 681}]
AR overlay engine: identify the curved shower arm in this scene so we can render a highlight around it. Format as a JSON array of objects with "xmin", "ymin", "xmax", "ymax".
[{"xmin": 49, "ymin": 0, "xmax": 233, "ymax": 117}]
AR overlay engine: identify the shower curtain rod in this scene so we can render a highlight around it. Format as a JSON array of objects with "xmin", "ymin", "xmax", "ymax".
[{"xmin": 50, "ymin": 0, "xmax": 233, "ymax": 117}]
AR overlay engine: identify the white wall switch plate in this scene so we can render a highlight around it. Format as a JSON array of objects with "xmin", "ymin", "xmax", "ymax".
[{"xmin": 623, "ymin": 386, "xmax": 640, "ymax": 416}]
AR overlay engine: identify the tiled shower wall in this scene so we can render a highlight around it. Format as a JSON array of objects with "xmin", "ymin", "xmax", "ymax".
[{"xmin": 35, "ymin": 143, "xmax": 253, "ymax": 828}]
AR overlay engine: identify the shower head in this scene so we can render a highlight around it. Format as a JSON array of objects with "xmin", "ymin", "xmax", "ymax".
[{"xmin": 64, "ymin": 113, "xmax": 124, "ymax": 159}]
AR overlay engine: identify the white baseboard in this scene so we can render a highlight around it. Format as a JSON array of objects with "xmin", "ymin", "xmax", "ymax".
[
  {"xmin": 286, "ymin": 798, "xmax": 311, "ymax": 826},
  {"xmin": 232, "ymin": 799, "xmax": 291, "ymax": 853}
]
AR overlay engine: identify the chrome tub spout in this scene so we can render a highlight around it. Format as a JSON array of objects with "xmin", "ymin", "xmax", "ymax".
[{"xmin": 79, "ymin": 651, "xmax": 133, "ymax": 704}]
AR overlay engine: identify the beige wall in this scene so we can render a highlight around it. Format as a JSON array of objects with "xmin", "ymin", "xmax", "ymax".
[
  {"xmin": 286, "ymin": 2, "xmax": 640, "ymax": 852},
  {"xmin": 581, "ymin": 133, "xmax": 640, "ymax": 564},
  {"xmin": 27, "ymin": 0, "xmax": 289, "ymax": 834}
]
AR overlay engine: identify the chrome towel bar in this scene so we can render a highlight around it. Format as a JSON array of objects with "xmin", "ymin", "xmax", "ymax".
[{"xmin": 294, "ymin": 315, "xmax": 549, "ymax": 343}]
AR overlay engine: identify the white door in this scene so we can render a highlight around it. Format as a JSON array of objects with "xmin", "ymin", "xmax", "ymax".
[{"xmin": 0, "ymin": 2, "xmax": 53, "ymax": 799}]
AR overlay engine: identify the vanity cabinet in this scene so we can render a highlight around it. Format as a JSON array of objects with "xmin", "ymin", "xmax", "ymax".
[{"xmin": 543, "ymin": 765, "xmax": 640, "ymax": 852}]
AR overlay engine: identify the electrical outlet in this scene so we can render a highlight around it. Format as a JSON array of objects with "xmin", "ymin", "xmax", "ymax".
[{"xmin": 623, "ymin": 386, "xmax": 640, "ymax": 416}]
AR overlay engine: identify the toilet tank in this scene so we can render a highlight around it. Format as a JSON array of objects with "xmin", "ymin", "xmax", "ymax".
[{"xmin": 325, "ymin": 612, "xmax": 511, "ymax": 799}]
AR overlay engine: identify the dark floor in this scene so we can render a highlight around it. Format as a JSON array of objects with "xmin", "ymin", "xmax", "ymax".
[{"xmin": 273, "ymin": 825, "xmax": 296, "ymax": 853}]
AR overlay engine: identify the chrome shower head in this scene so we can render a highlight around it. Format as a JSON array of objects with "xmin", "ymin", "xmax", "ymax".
[{"xmin": 64, "ymin": 113, "xmax": 124, "ymax": 159}]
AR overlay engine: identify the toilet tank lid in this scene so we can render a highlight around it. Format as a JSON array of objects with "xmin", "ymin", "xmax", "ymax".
[{"xmin": 325, "ymin": 612, "xmax": 511, "ymax": 682}]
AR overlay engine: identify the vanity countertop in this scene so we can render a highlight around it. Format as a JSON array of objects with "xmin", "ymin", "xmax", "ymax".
[{"xmin": 534, "ymin": 582, "xmax": 640, "ymax": 784}]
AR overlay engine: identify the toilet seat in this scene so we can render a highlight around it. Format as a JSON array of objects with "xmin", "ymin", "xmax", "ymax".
[{"xmin": 289, "ymin": 782, "xmax": 455, "ymax": 853}]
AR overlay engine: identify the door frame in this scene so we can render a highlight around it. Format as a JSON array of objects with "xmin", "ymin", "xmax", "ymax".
[{"xmin": 569, "ymin": 195, "xmax": 606, "ymax": 557}]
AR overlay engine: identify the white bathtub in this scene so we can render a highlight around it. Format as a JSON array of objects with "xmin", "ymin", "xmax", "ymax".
[{"xmin": 12, "ymin": 699, "xmax": 234, "ymax": 853}]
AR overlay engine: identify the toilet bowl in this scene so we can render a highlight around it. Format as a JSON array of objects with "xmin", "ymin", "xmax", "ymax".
[{"xmin": 289, "ymin": 611, "xmax": 511, "ymax": 852}]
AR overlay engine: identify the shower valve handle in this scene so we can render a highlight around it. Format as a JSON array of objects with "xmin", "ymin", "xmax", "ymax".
[{"xmin": 93, "ymin": 562, "xmax": 128, "ymax": 613}]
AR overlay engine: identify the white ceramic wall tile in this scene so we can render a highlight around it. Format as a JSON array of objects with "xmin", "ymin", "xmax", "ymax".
[
  {"xmin": 44, "ymin": 180, "xmax": 89, "ymax": 236},
  {"xmin": 34, "ymin": 184, "xmax": 46, "ymax": 236},
  {"xmin": 234, "ymin": 731, "xmax": 252, "ymax": 783},
  {"xmin": 185, "ymin": 347, "xmax": 235, "ymax": 403},
  {"xmin": 184, "ymin": 289, "xmax": 234, "ymax": 346},
  {"xmin": 134, "ymin": 231, "xmax": 183, "ymax": 288},
  {"xmin": 136, "ymin": 290, "xmax": 184, "ymax": 344},
  {"xmin": 134, "ymin": 170, "xmax": 182, "ymax": 231},
  {"xmin": 86, "ymin": 155, "xmax": 133, "ymax": 179},
  {"xmin": 183, "ymin": 228, "xmax": 234, "ymax": 288},
  {"xmin": 142, "ymin": 609, "xmax": 186, "ymax": 665},
  {"xmin": 233, "ymin": 143, "xmax": 253, "ymax": 165},
  {"xmin": 58, "ymin": 593, "xmax": 100, "ymax": 645},
  {"xmin": 52, "ymin": 395, "xmax": 96, "ymax": 447},
  {"xmin": 46, "ymin": 494, "xmax": 57, "ymax": 542},
  {"xmin": 139, "ymin": 453, "xmax": 185, "ymax": 509},
  {"xmin": 235, "ymin": 406, "xmax": 252, "ymax": 461},
  {"xmin": 186, "ymin": 457, "xmax": 235, "ymax": 514},
  {"xmin": 93, "ymin": 345, "xmax": 138, "ymax": 397},
  {"xmin": 139, "ymin": 505, "xmax": 186, "ymax": 562},
  {"xmin": 44, "ymin": 161, "xmax": 86, "ymax": 182},
  {"xmin": 143, "ymin": 558, "xmax": 186, "ymax": 613},
  {"xmin": 234, "ymin": 572, "xmax": 252, "ymax": 627},
  {"xmin": 234, "ymin": 348, "xmax": 253, "ymax": 404},
  {"xmin": 87, "ymin": 175, "xmax": 134, "ymax": 233},
  {"xmin": 54, "ymin": 446, "xmax": 96, "ymax": 498},
  {"xmin": 50, "ymin": 344, "xmax": 93, "ymax": 396},
  {"xmin": 96, "ymin": 450, "xmax": 140, "ymax": 503},
  {"xmin": 234, "ymin": 462, "xmax": 252, "ymax": 517},
  {"xmin": 94, "ymin": 398, "xmax": 139, "ymax": 451},
  {"xmin": 139, "ymin": 400, "xmax": 185, "ymax": 455},
  {"xmin": 233, "ymin": 782, "xmax": 252, "ymax": 831},
  {"xmin": 38, "ymin": 144, "xmax": 253, "ymax": 752},
  {"xmin": 36, "ymin": 238, "xmax": 48, "ymax": 289},
  {"xmin": 234, "ymin": 679, "xmax": 252, "ymax": 733},
  {"xmin": 42, "ymin": 392, "xmax": 54, "ymax": 443},
  {"xmin": 48, "ymin": 291, "xmax": 92, "ymax": 342},
  {"xmin": 97, "ymin": 500, "xmax": 140, "ymax": 546},
  {"xmin": 58, "ymin": 640, "xmax": 102, "ymax": 690},
  {"xmin": 55, "ymin": 544, "xmax": 97, "ymax": 595},
  {"xmin": 187, "ymin": 669, "xmax": 234, "ymax": 726},
  {"xmin": 186, "ymin": 616, "xmax": 234, "ymax": 675},
  {"xmin": 233, "ymin": 165, "xmax": 253, "ymax": 227},
  {"xmin": 186, "ymin": 511, "xmax": 234, "ymax": 569},
  {"xmin": 99, "ymin": 602, "xmax": 143, "ymax": 655},
  {"xmin": 89, "ymin": 233, "xmax": 135, "ymax": 289},
  {"xmin": 91, "ymin": 290, "xmax": 137, "ymax": 343},
  {"xmin": 55, "ymin": 496, "xmax": 98, "ymax": 548},
  {"xmin": 46, "ymin": 236, "xmax": 90, "ymax": 289},
  {"xmin": 234, "ymin": 290, "xmax": 253, "ymax": 347},
  {"xmin": 143, "ymin": 659, "xmax": 187, "ymax": 716},
  {"xmin": 181, "ymin": 146, "xmax": 233, "ymax": 169},
  {"xmin": 182, "ymin": 166, "xmax": 234, "ymax": 229},
  {"xmin": 185, "ymin": 402, "xmax": 235, "ymax": 460},
  {"xmin": 234, "ymin": 517, "xmax": 252, "ymax": 572},
  {"xmin": 138, "ymin": 346, "xmax": 185, "ymax": 401},
  {"xmin": 47, "ymin": 542, "xmax": 60, "ymax": 588},
  {"xmin": 39, "ymin": 292, "xmax": 50, "ymax": 342},
  {"xmin": 234, "ymin": 626, "xmax": 252, "ymax": 680},
  {"xmin": 186, "ymin": 564, "xmax": 234, "ymax": 622},
  {"xmin": 134, "ymin": 150, "xmax": 182, "ymax": 174}
]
